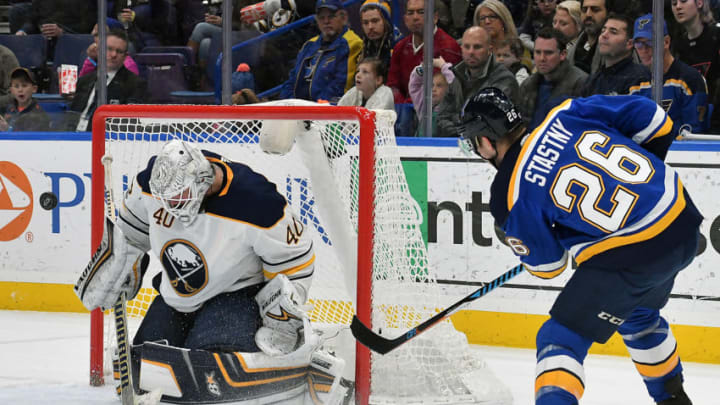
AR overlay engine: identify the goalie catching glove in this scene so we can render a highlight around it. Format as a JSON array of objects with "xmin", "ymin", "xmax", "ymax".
[
  {"xmin": 74, "ymin": 217, "xmax": 149, "ymax": 311},
  {"xmin": 254, "ymin": 274, "xmax": 310, "ymax": 356}
]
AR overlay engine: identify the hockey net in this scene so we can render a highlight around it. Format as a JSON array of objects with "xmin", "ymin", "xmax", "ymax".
[{"xmin": 89, "ymin": 102, "xmax": 510, "ymax": 404}]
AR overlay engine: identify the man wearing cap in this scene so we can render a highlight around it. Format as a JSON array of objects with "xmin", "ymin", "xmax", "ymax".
[
  {"xmin": 0, "ymin": 67, "xmax": 50, "ymax": 132},
  {"xmin": 359, "ymin": 0, "xmax": 401, "ymax": 69},
  {"xmin": 279, "ymin": 0, "xmax": 363, "ymax": 102},
  {"xmin": 628, "ymin": 13, "xmax": 709, "ymax": 134},
  {"xmin": 386, "ymin": 0, "xmax": 461, "ymax": 104}
]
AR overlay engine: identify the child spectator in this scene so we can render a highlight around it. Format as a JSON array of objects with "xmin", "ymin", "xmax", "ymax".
[
  {"xmin": 409, "ymin": 56, "xmax": 454, "ymax": 136},
  {"xmin": 232, "ymin": 63, "xmax": 256, "ymax": 93},
  {"xmin": 0, "ymin": 67, "xmax": 50, "ymax": 132},
  {"xmin": 337, "ymin": 57, "xmax": 394, "ymax": 110},
  {"xmin": 495, "ymin": 37, "xmax": 531, "ymax": 84},
  {"xmin": 518, "ymin": 0, "xmax": 558, "ymax": 51}
]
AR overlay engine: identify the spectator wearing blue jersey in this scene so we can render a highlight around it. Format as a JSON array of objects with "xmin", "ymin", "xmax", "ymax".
[
  {"xmin": 629, "ymin": 14, "xmax": 710, "ymax": 134},
  {"xmin": 458, "ymin": 88, "xmax": 701, "ymax": 405},
  {"xmin": 279, "ymin": 0, "xmax": 363, "ymax": 103},
  {"xmin": 580, "ymin": 13, "xmax": 651, "ymax": 97}
]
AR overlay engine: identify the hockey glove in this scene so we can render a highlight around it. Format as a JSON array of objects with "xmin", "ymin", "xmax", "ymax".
[
  {"xmin": 75, "ymin": 217, "xmax": 149, "ymax": 311},
  {"xmin": 254, "ymin": 274, "xmax": 308, "ymax": 356}
]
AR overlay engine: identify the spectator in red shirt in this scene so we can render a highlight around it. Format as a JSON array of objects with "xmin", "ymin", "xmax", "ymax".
[{"xmin": 386, "ymin": 0, "xmax": 461, "ymax": 104}]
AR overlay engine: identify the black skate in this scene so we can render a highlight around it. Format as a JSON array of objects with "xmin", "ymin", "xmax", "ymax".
[{"xmin": 657, "ymin": 374, "xmax": 692, "ymax": 405}]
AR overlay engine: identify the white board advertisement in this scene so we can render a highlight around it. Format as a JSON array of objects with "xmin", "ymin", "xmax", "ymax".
[{"xmin": 1, "ymin": 135, "xmax": 719, "ymax": 328}]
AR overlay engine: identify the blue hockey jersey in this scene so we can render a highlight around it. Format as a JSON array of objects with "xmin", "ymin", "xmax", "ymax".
[{"xmin": 490, "ymin": 95, "xmax": 703, "ymax": 279}]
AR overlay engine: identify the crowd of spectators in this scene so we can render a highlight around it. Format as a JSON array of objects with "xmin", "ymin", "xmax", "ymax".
[{"xmin": 0, "ymin": 0, "xmax": 717, "ymax": 135}]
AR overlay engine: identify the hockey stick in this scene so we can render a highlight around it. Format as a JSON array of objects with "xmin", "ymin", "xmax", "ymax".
[
  {"xmin": 350, "ymin": 264, "xmax": 525, "ymax": 355},
  {"xmin": 102, "ymin": 155, "xmax": 136, "ymax": 405}
]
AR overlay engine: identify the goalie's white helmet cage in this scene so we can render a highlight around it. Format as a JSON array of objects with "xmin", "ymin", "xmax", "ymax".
[{"xmin": 148, "ymin": 139, "xmax": 214, "ymax": 225}]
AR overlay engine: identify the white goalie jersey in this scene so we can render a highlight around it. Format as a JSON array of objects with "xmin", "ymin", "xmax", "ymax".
[{"xmin": 118, "ymin": 150, "xmax": 315, "ymax": 313}]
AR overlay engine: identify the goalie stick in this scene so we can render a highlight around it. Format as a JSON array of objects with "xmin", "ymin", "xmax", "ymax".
[
  {"xmin": 350, "ymin": 264, "xmax": 525, "ymax": 355},
  {"xmin": 102, "ymin": 155, "xmax": 136, "ymax": 405}
]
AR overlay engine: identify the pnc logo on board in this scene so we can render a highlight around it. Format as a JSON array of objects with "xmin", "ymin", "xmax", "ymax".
[{"xmin": 0, "ymin": 161, "xmax": 33, "ymax": 241}]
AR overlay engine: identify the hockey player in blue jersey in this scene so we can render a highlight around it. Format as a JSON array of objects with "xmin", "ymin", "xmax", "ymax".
[{"xmin": 458, "ymin": 88, "xmax": 702, "ymax": 405}]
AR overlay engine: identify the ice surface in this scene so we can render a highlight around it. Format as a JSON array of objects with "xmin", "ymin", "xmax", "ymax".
[{"xmin": 1, "ymin": 310, "xmax": 717, "ymax": 404}]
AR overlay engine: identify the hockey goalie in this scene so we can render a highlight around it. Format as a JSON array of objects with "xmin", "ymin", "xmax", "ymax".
[{"xmin": 75, "ymin": 139, "xmax": 353, "ymax": 404}]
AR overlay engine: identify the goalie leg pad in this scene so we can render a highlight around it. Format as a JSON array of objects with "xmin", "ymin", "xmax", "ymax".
[
  {"xmin": 305, "ymin": 349, "xmax": 355, "ymax": 405},
  {"xmin": 255, "ymin": 274, "xmax": 308, "ymax": 355},
  {"xmin": 74, "ymin": 217, "xmax": 148, "ymax": 311},
  {"xmin": 137, "ymin": 336, "xmax": 322, "ymax": 404}
]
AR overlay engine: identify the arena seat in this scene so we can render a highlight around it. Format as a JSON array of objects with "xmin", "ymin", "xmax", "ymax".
[
  {"xmin": 140, "ymin": 46, "xmax": 195, "ymax": 65},
  {"xmin": 134, "ymin": 53, "xmax": 188, "ymax": 103},
  {"xmin": 0, "ymin": 34, "xmax": 46, "ymax": 68},
  {"xmin": 53, "ymin": 34, "xmax": 94, "ymax": 70}
]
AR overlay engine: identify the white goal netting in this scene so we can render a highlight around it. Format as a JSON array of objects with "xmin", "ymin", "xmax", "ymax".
[{"xmin": 94, "ymin": 102, "xmax": 511, "ymax": 404}]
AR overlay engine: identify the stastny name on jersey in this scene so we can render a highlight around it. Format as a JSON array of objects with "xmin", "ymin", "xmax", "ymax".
[{"xmin": 523, "ymin": 118, "xmax": 574, "ymax": 187}]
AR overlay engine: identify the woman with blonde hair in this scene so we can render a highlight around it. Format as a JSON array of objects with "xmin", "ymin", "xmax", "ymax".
[
  {"xmin": 553, "ymin": 0, "xmax": 582, "ymax": 50},
  {"xmin": 474, "ymin": 0, "xmax": 532, "ymax": 70},
  {"xmin": 474, "ymin": 0, "xmax": 518, "ymax": 45}
]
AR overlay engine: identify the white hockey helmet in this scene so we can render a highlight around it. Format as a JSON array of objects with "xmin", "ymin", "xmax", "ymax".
[{"xmin": 149, "ymin": 140, "xmax": 214, "ymax": 225}]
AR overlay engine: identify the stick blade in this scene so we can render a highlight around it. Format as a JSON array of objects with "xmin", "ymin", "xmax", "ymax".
[{"xmin": 350, "ymin": 316, "xmax": 399, "ymax": 355}]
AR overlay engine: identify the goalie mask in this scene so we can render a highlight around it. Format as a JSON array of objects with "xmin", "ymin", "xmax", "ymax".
[
  {"xmin": 149, "ymin": 140, "xmax": 214, "ymax": 225},
  {"xmin": 457, "ymin": 87, "xmax": 523, "ymax": 157}
]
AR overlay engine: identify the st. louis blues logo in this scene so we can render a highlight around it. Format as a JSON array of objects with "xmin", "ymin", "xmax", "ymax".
[{"xmin": 160, "ymin": 240, "xmax": 208, "ymax": 296}]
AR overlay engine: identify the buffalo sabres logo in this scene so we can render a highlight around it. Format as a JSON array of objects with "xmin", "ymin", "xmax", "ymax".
[
  {"xmin": 205, "ymin": 372, "xmax": 221, "ymax": 397},
  {"xmin": 160, "ymin": 240, "xmax": 209, "ymax": 296},
  {"xmin": 267, "ymin": 306, "xmax": 301, "ymax": 322}
]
